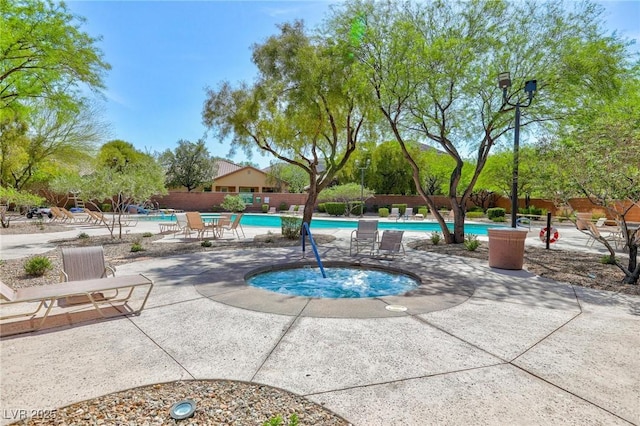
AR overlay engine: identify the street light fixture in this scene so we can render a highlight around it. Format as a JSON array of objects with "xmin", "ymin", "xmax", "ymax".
[
  {"xmin": 498, "ymin": 72, "xmax": 537, "ymax": 228},
  {"xmin": 356, "ymin": 158, "xmax": 370, "ymax": 217}
]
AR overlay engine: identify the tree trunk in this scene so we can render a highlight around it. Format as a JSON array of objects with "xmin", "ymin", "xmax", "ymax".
[
  {"xmin": 623, "ymin": 245, "xmax": 639, "ymax": 285},
  {"xmin": 302, "ymin": 184, "xmax": 318, "ymax": 226}
]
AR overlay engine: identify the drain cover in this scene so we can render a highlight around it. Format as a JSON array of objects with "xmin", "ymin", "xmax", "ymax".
[{"xmin": 385, "ymin": 305, "xmax": 408, "ymax": 312}]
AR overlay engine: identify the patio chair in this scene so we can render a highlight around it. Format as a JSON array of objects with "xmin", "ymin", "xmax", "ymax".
[
  {"xmin": 284, "ymin": 205, "xmax": 296, "ymax": 214},
  {"xmin": 1, "ymin": 274, "xmax": 153, "ymax": 335},
  {"xmin": 350, "ymin": 220, "xmax": 379, "ymax": 255},
  {"xmin": 584, "ymin": 220, "xmax": 622, "ymax": 248},
  {"xmin": 49, "ymin": 206, "xmax": 68, "ymax": 222},
  {"xmin": 221, "ymin": 213, "xmax": 245, "ymax": 239},
  {"xmin": 376, "ymin": 230, "xmax": 405, "ymax": 258},
  {"xmin": 185, "ymin": 212, "xmax": 216, "ymax": 240},
  {"xmin": 267, "ymin": 206, "xmax": 276, "ymax": 214},
  {"xmin": 173, "ymin": 212, "xmax": 190, "ymax": 238},
  {"xmin": 60, "ymin": 246, "xmax": 115, "ymax": 282},
  {"xmin": 403, "ymin": 207, "xmax": 413, "ymax": 221},
  {"xmin": 389, "ymin": 207, "xmax": 400, "ymax": 221}
]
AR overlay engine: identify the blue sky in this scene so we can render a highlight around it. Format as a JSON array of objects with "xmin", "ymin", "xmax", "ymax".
[{"xmin": 67, "ymin": 1, "xmax": 640, "ymax": 169}]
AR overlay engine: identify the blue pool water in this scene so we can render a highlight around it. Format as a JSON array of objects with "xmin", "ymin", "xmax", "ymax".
[
  {"xmin": 139, "ymin": 213, "xmax": 502, "ymax": 235},
  {"xmin": 247, "ymin": 267, "xmax": 419, "ymax": 298}
]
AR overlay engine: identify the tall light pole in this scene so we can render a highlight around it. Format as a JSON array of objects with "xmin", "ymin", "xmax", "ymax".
[
  {"xmin": 498, "ymin": 72, "xmax": 537, "ymax": 228},
  {"xmin": 356, "ymin": 159, "xmax": 370, "ymax": 217}
]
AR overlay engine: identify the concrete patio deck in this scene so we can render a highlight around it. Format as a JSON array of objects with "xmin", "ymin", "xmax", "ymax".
[{"xmin": 1, "ymin": 218, "xmax": 638, "ymax": 425}]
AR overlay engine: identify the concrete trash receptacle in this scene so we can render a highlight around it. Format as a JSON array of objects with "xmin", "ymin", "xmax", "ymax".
[{"xmin": 488, "ymin": 228, "xmax": 528, "ymax": 270}]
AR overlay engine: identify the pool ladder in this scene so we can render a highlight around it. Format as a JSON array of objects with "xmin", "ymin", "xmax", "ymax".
[{"xmin": 301, "ymin": 222, "xmax": 327, "ymax": 278}]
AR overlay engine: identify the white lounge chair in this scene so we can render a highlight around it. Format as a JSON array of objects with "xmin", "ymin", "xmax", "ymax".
[{"xmin": 350, "ymin": 220, "xmax": 379, "ymax": 255}]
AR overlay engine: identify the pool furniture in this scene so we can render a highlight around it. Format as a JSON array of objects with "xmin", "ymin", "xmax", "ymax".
[
  {"xmin": 350, "ymin": 220, "xmax": 379, "ymax": 256},
  {"xmin": 403, "ymin": 207, "xmax": 413, "ymax": 221},
  {"xmin": 0, "ymin": 274, "xmax": 153, "ymax": 336},
  {"xmin": 389, "ymin": 207, "xmax": 400, "ymax": 220},
  {"xmin": 221, "ymin": 213, "xmax": 245, "ymax": 239},
  {"xmin": 185, "ymin": 212, "xmax": 217, "ymax": 240},
  {"xmin": 376, "ymin": 230, "xmax": 405, "ymax": 258},
  {"xmin": 60, "ymin": 246, "xmax": 115, "ymax": 282},
  {"xmin": 585, "ymin": 220, "xmax": 622, "ymax": 248},
  {"xmin": 267, "ymin": 207, "xmax": 276, "ymax": 214}
]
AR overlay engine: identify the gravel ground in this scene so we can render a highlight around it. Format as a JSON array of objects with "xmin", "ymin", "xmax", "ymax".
[{"xmin": 1, "ymin": 220, "xmax": 637, "ymax": 425}]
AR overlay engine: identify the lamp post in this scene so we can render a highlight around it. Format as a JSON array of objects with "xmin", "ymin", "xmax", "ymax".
[
  {"xmin": 356, "ymin": 159, "xmax": 370, "ymax": 217},
  {"xmin": 498, "ymin": 72, "xmax": 537, "ymax": 228}
]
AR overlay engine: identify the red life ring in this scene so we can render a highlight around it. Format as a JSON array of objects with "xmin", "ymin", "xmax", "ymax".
[{"xmin": 539, "ymin": 227, "xmax": 560, "ymax": 243}]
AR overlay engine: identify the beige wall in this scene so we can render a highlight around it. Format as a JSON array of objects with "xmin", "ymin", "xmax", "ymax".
[{"xmin": 214, "ymin": 168, "xmax": 285, "ymax": 193}]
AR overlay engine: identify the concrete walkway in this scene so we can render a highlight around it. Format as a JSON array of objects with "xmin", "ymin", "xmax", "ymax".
[{"xmin": 1, "ymin": 218, "xmax": 638, "ymax": 425}]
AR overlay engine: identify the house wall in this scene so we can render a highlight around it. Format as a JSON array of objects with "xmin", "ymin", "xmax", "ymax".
[{"xmin": 214, "ymin": 168, "xmax": 284, "ymax": 193}]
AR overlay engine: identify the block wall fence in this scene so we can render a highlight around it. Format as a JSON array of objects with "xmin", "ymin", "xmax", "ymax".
[{"xmin": 151, "ymin": 191, "xmax": 640, "ymax": 222}]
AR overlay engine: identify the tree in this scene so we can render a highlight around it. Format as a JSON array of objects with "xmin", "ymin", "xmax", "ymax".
[
  {"xmin": 266, "ymin": 162, "xmax": 308, "ymax": 193},
  {"xmin": 0, "ymin": 0, "xmax": 110, "ymax": 114},
  {"xmin": 203, "ymin": 21, "xmax": 376, "ymax": 225},
  {"xmin": 159, "ymin": 139, "xmax": 216, "ymax": 192},
  {"xmin": 318, "ymin": 182, "xmax": 375, "ymax": 216},
  {"xmin": 52, "ymin": 141, "xmax": 168, "ymax": 239},
  {"xmin": 0, "ymin": 100, "xmax": 106, "ymax": 191},
  {"xmin": 539, "ymin": 73, "xmax": 640, "ymax": 285},
  {"xmin": 0, "ymin": 186, "xmax": 44, "ymax": 227},
  {"xmin": 328, "ymin": 0, "xmax": 631, "ymax": 243},
  {"xmin": 476, "ymin": 147, "xmax": 542, "ymax": 199}
]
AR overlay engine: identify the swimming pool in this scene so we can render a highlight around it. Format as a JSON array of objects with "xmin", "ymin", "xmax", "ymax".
[{"xmin": 140, "ymin": 212, "xmax": 503, "ymax": 235}]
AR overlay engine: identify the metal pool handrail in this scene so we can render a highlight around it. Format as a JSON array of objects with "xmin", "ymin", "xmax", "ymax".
[{"xmin": 301, "ymin": 222, "xmax": 327, "ymax": 278}]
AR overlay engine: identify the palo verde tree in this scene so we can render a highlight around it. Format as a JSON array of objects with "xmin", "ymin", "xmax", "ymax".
[
  {"xmin": 203, "ymin": 20, "xmax": 376, "ymax": 225},
  {"xmin": 539, "ymin": 72, "xmax": 640, "ymax": 285},
  {"xmin": 328, "ymin": 0, "xmax": 631, "ymax": 243},
  {"xmin": 266, "ymin": 162, "xmax": 308, "ymax": 193},
  {"xmin": 52, "ymin": 140, "xmax": 167, "ymax": 239},
  {"xmin": 159, "ymin": 139, "xmax": 217, "ymax": 192}
]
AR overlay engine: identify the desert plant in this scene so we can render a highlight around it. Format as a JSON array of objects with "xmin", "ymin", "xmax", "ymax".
[
  {"xmin": 418, "ymin": 207, "xmax": 428, "ymax": 217},
  {"xmin": 201, "ymin": 240, "xmax": 212, "ymax": 247},
  {"xmin": 77, "ymin": 232, "xmax": 90, "ymax": 239},
  {"xmin": 486, "ymin": 207, "xmax": 505, "ymax": 219},
  {"xmin": 142, "ymin": 232, "xmax": 153, "ymax": 238},
  {"xmin": 130, "ymin": 240, "xmax": 144, "ymax": 252},
  {"xmin": 600, "ymin": 254, "xmax": 616, "ymax": 265},
  {"xmin": 379, "ymin": 207, "xmax": 390, "ymax": 217},
  {"xmin": 430, "ymin": 232, "xmax": 441, "ymax": 245},
  {"xmin": 464, "ymin": 234, "xmax": 480, "ymax": 251},
  {"xmin": 466, "ymin": 211, "xmax": 484, "ymax": 219},
  {"xmin": 263, "ymin": 414, "xmax": 299, "ymax": 426},
  {"xmin": 491, "ymin": 216, "xmax": 507, "ymax": 222},
  {"xmin": 101, "ymin": 203, "xmax": 112, "ymax": 212},
  {"xmin": 221, "ymin": 194, "xmax": 246, "ymax": 212},
  {"xmin": 262, "ymin": 204, "xmax": 269, "ymax": 213},
  {"xmin": 324, "ymin": 202, "xmax": 347, "ymax": 216},
  {"xmin": 24, "ymin": 256, "xmax": 53, "ymax": 276},
  {"xmin": 278, "ymin": 202, "xmax": 287, "ymax": 211},
  {"xmin": 281, "ymin": 216, "xmax": 302, "ymax": 239}
]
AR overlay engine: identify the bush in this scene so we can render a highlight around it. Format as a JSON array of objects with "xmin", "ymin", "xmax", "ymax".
[
  {"xmin": 350, "ymin": 201, "xmax": 366, "ymax": 216},
  {"xmin": 78, "ymin": 232, "xmax": 90, "ymax": 239},
  {"xmin": 468, "ymin": 205, "xmax": 484, "ymax": 212},
  {"xmin": 418, "ymin": 207, "xmax": 428, "ymax": 217},
  {"xmin": 317, "ymin": 203, "xmax": 326, "ymax": 213},
  {"xmin": 324, "ymin": 202, "xmax": 346, "ymax": 216},
  {"xmin": 221, "ymin": 195, "xmax": 246, "ymax": 212},
  {"xmin": 130, "ymin": 241, "xmax": 144, "ymax": 252},
  {"xmin": 600, "ymin": 255, "xmax": 616, "ymax": 265},
  {"xmin": 101, "ymin": 203, "xmax": 112, "ymax": 212},
  {"xmin": 430, "ymin": 232, "xmax": 441, "ymax": 245},
  {"xmin": 464, "ymin": 234, "xmax": 480, "ymax": 251},
  {"xmin": 142, "ymin": 232, "xmax": 153, "ymax": 238},
  {"xmin": 262, "ymin": 204, "xmax": 269, "ymax": 213},
  {"xmin": 486, "ymin": 207, "xmax": 506, "ymax": 219},
  {"xmin": 24, "ymin": 256, "xmax": 52, "ymax": 276},
  {"xmin": 378, "ymin": 207, "xmax": 389, "ymax": 217},
  {"xmin": 466, "ymin": 211, "xmax": 484, "ymax": 219},
  {"xmin": 491, "ymin": 216, "xmax": 507, "ymax": 222},
  {"xmin": 281, "ymin": 216, "xmax": 302, "ymax": 239},
  {"xmin": 391, "ymin": 204, "xmax": 407, "ymax": 215},
  {"xmin": 201, "ymin": 240, "xmax": 212, "ymax": 247},
  {"xmin": 592, "ymin": 211, "xmax": 606, "ymax": 220}
]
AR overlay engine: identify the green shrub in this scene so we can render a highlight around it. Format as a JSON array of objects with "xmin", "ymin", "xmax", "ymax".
[
  {"xmin": 281, "ymin": 216, "xmax": 302, "ymax": 240},
  {"xmin": 101, "ymin": 203, "xmax": 112, "ymax": 212},
  {"xmin": 24, "ymin": 256, "xmax": 52, "ymax": 276},
  {"xmin": 491, "ymin": 216, "xmax": 507, "ymax": 222},
  {"xmin": 378, "ymin": 207, "xmax": 389, "ymax": 217},
  {"xmin": 201, "ymin": 240, "xmax": 212, "ymax": 247},
  {"xmin": 592, "ymin": 212, "xmax": 606, "ymax": 220},
  {"xmin": 78, "ymin": 232, "xmax": 90, "ymax": 239},
  {"xmin": 278, "ymin": 202, "xmax": 288, "ymax": 211},
  {"xmin": 464, "ymin": 234, "xmax": 480, "ymax": 251},
  {"xmin": 466, "ymin": 211, "xmax": 484, "ymax": 219},
  {"xmin": 221, "ymin": 194, "xmax": 246, "ymax": 212},
  {"xmin": 317, "ymin": 203, "xmax": 326, "ymax": 213},
  {"xmin": 391, "ymin": 204, "xmax": 407, "ymax": 215},
  {"xmin": 263, "ymin": 414, "xmax": 299, "ymax": 426},
  {"xmin": 324, "ymin": 202, "xmax": 346, "ymax": 216},
  {"xmin": 430, "ymin": 232, "xmax": 441, "ymax": 245},
  {"xmin": 130, "ymin": 241, "xmax": 144, "ymax": 252},
  {"xmin": 262, "ymin": 204, "xmax": 269, "ymax": 213},
  {"xmin": 468, "ymin": 205, "xmax": 484, "ymax": 212},
  {"xmin": 486, "ymin": 207, "xmax": 506, "ymax": 219},
  {"xmin": 142, "ymin": 232, "xmax": 153, "ymax": 238},
  {"xmin": 350, "ymin": 201, "xmax": 366, "ymax": 216},
  {"xmin": 600, "ymin": 255, "xmax": 616, "ymax": 265},
  {"xmin": 418, "ymin": 207, "xmax": 428, "ymax": 217}
]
